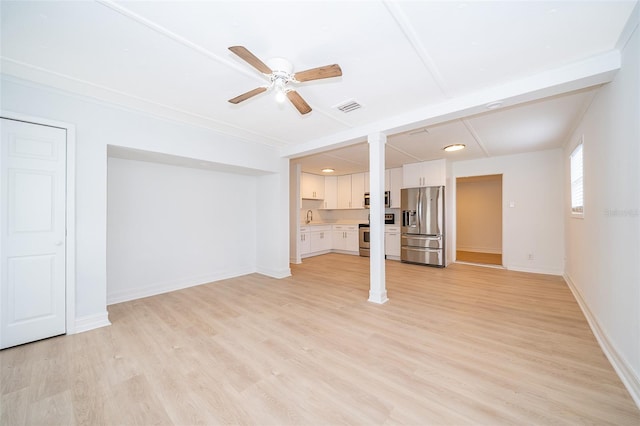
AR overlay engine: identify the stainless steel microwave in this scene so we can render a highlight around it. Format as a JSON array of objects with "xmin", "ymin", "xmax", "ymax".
[{"xmin": 364, "ymin": 191, "xmax": 391, "ymax": 209}]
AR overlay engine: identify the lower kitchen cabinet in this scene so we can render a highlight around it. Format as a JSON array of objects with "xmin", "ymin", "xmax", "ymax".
[
  {"xmin": 300, "ymin": 224, "xmax": 359, "ymax": 259},
  {"xmin": 385, "ymin": 226, "xmax": 401, "ymax": 259},
  {"xmin": 310, "ymin": 226, "xmax": 332, "ymax": 254},
  {"xmin": 332, "ymin": 225, "xmax": 359, "ymax": 253},
  {"xmin": 299, "ymin": 227, "xmax": 311, "ymax": 256}
]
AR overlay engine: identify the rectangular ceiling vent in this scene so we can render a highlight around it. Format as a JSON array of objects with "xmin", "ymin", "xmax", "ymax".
[{"xmin": 334, "ymin": 99, "xmax": 363, "ymax": 113}]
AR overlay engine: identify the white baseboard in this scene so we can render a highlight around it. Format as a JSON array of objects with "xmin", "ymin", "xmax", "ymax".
[
  {"xmin": 106, "ymin": 267, "xmax": 255, "ymax": 305},
  {"xmin": 73, "ymin": 312, "xmax": 111, "ymax": 334},
  {"xmin": 256, "ymin": 266, "xmax": 292, "ymax": 279},
  {"xmin": 564, "ymin": 273, "xmax": 640, "ymax": 409},
  {"xmin": 506, "ymin": 265, "xmax": 563, "ymax": 276}
]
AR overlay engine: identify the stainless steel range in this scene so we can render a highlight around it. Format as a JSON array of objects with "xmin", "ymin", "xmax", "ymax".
[{"xmin": 359, "ymin": 213, "xmax": 395, "ymax": 257}]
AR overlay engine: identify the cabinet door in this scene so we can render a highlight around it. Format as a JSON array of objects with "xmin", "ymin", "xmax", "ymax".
[
  {"xmin": 337, "ymin": 175, "xmax": 352, "ymax": 209},
  {"xmin": 301, "ymin": 173, "xmax": 313, "ymax": 199},
  {"xmin": 301, "ymin": 173, "xmax": 324, "ymax": 199},
  {"xmin": 300, "ymin": 231, "xmax": 311, "ymax": 255},
  {"xmin": 323, "ymin": 176, "xmax": 337, "ymax": 209},
  {"xmin": 364, "ymin": 172, "xmax": 370, "ymax": 193},
  {"xmin": 385, "ymin": 169, "xmax": 391, "ymax": 192},
  {"xmin": 385, "ymin": 229, "xmax": 401, "ymax": 257},
  {"xmin": 389, "ymin": 167, "xmax": 403, "ymax": 208},
  {"xmin": 351, "ymin": 172, "xmax": 365, "ymax": 209},
  {"xmin": 311, "ymin": 173, "xmax": 325, "ymax": 199},
  {"xmin": 345, "ymin": 230, "xmax": 359, "ymax": 252},
  {"xmin": 402, "ymin": 162, "xmax": 423, "ymax": 188},
  {"xmin": 332, "ymin": 230, "xmax": 345, "ymax": 250},
  {"xmin": 309, "ymin": 229, "xmax": 332, "ymax": 253},
  {"xmin": 423, "ymin": 159, "xmax": 445, "ymax": 187}
]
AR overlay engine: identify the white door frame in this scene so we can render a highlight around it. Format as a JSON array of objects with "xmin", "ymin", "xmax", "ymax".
[{"xmin": 1, "ymin": 110, "xmax": 76, "ymax": 335}]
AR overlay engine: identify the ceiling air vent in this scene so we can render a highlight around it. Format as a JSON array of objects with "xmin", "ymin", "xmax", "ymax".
[{"xmin": 334, "ymin": 99, "xmax": 363, "ymax": 113}]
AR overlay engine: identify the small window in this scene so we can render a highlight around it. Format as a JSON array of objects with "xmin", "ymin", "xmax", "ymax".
[{"xmin": 570, "ymin": 138, "xmax": 584, "ymax": 216}]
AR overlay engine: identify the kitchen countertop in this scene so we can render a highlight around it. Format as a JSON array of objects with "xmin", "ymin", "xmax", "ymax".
[
  {"xmin": 300, "ymin": 221, "xmax": 399, "ymax": 226},
  {"xmin": 300, "ymin": 221, "xmax": 366, "ymax": 226}
]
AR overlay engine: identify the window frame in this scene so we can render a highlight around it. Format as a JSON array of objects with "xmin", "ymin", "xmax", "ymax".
[{"xmin": 570, "ymin": 137, "xmax": 584, "ymax": 218}]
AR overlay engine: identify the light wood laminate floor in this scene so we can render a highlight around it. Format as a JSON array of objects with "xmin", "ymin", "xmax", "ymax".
[{"xmin": 2, "ymin": 254, "xmax": 639, "ymax": 425}]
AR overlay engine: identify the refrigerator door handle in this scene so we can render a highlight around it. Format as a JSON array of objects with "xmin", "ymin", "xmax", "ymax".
[{"xmin": 416, "ymin": 189, "xmax": 421, "ymax": 233}]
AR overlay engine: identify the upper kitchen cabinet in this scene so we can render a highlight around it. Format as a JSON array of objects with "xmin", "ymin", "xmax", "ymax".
[
  {"xmin": 351, "ymin": 172, "xmax": 366, "ymax": 209},
  {"xmin": 336, "ymin": 174, "xmax": 366, "ymax": 209},
  {"xmin": 387, "ymin": 167, "xmax": 403, "ymax": 208},
  {"xmin": 301, "ymin": 172, "xmax": 325, "ymax": 200},
  {"xmin": 337, "ymin": 175, "xmax": 352, "ymax": 209},
  {"xmin": 403, "ymin": 159, "xmax": 445, "ymax": 188},
  {"xmin": 322, "ymin": 175, "xmax": 337, "ymax": 209}
]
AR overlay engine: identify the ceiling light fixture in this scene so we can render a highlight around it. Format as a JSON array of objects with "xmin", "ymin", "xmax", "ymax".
[
  {"xmin": 486, "ymin": 101, "xmax": 504, "ymax": 110},
  {"xmin": 321, "ymin": 168, "xmax": 335, "ymax": 173},
  {"xmin": 443, "ymin": 144, "xmax": 466, "ymax": 152},
  {"xmin": 273, "ymin": 78, "xmax": 287, "ymax": 103}
]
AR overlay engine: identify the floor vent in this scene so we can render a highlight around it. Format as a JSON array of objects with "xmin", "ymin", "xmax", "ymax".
[{"xmin": 334, "ymin": 99, "xmax": 363, "ymax": 113}]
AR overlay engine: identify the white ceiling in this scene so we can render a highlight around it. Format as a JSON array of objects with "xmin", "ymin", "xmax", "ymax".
[{"xmin": 1, "ymin": 1, "xmax": 637, "ymax": 174}]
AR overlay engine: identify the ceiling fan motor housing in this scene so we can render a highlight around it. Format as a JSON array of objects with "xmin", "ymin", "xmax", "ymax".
[{"xmin": 267, "ymin": 57, "xmax": 294, "ymax": 75}]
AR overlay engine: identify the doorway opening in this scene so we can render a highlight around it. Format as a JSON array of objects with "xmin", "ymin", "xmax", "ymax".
[{"xmin": 456, "ymin": 174, "xmax": 503, "ymax": 266}]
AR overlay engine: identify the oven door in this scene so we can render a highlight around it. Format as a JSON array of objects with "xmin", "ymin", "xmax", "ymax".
[{"xmin": 359, "ymin": 226, "xmax": 370, "ymax": 257}]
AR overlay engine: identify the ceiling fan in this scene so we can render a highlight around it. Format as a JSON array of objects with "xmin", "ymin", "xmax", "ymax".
[{"xmin": 227, "ymin": 46, "xmax": 342, "ymax": 115}]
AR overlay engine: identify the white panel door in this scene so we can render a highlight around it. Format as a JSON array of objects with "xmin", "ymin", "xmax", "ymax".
[{"xmin": 1, "ymin": 118, "xmax": 67, "ymax": 349}]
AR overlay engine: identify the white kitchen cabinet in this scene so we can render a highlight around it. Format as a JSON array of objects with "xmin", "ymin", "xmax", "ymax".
[
  {"xmin": 402, "ymin": 160, "xmax": 445, "ymax": 188},
  {"xmin": 322, "ymin": 176, "xmax": 337, "ymax": 209},
  {"xmin": 337, "ymin": 175, "xmax": 352, "ymax": 209},
  {"xmin": 332, "ymin": 225, "xmax": 359, "ymax": 253},
  {"xmin": 310, "ymin": 226, "xmax": 332, "ymax": 254},
  {"xmin": 301, "ymin": 172, "xmax": 325, "ymax": 200},
  {"xmin": 388, "ymin": 167, "xmax": 402, "ymax": 208},
  {"xmin": 351, "ymin": 173, "xmax": 366, "ymax": 209},
  {"xmin": 299, "ymin": 227, "xmax": 311, "ymax": 256},
  {"xmin": 364, "ymin": 172, "xmax": 370, "ymax": 193},
  {"xmin": 385, "ymin": 226, "xmax": 401, "ymax": 259}
]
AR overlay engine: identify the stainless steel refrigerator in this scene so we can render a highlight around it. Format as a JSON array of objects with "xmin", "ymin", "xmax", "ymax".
[{"xmin": 401, "ymin": 186, "xmax": 445, "ymax": 267}]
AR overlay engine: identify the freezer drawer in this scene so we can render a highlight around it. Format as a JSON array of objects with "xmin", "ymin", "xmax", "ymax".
[
  {"xmin": 401, "ymin": 246, "xmax": 444, "ymax": 267},
  {"xmin": 401, "ymin": 234, "xmax": 443, "ymax": 249}
]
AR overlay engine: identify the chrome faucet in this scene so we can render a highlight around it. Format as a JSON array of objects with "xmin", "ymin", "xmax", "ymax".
[{"xmin": 306, "ymin": 210, "xmax": 313, "ymax": 224}]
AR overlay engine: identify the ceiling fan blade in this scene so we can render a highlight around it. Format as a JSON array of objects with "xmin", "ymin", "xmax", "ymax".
[
  {"xmin": 294, "ymin": 64, "xmax": 342, "ymax": 82},
  {"xmin": 228, "ymin": 46, "xmax": 273, "ymax": 75},
  {"xmin": 228, "ymin": 87, "xmax": 267, "ymax": 104},
  {"xmin": 287, "ymin": 90, "xmax": 312, "ymax": 115}
]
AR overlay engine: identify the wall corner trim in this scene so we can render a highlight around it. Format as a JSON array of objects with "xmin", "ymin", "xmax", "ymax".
[
  {"xmin": 564, "ymin": 273, "xmax": 640, "ymax": 409},
  {"xmin": 256, "ymin": 267, "xmax": 292, "ymax": 279},
  {"xmin": 73, "ymin": 312, "xmax": 111, "ymax": 334}
]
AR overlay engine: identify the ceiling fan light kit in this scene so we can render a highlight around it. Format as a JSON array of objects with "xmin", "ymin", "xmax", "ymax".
[{"xmin": 228, "ymin": 46, "xmax": 342, "ymax": 115}]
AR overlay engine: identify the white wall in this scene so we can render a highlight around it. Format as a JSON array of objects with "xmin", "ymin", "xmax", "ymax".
[
  {"xmin": 1, "ymin": 76, "xmax": 290, "ymax": 329},
  {"xmin": 256, "ymin": 158, "xmax": 291, "ymax": 278},
  {"xmin": 107, "ymin": 158, "xmax": 258, "ymax": 304},
  {"xmin": 453, "ymin": 149, "xmax": 564, "ymax": 274},
  {"xmin": 564, "ymin": 8, "xmax": 639, "ymax": 404}
]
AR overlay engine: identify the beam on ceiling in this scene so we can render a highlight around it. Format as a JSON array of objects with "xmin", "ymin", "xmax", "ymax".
[{"xmin": 281, "ymin": 50, "xmax": 621, "ymax": 159}]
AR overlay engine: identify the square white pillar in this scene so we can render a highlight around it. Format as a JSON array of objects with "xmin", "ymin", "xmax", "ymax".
[{"xmin": 368, "ymin": 132, "xmax": 388, "ymax": 304}]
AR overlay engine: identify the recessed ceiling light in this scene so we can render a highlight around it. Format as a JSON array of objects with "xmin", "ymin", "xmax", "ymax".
[
  {"xmin": 486, "ymin": 101, "xmax": 504, "ymax": 110},
  {"xmin": 321, "ymin": 168, "xmax": 335, "ymax": 173},
  {"xmin": 443, "ymin": 144, "xmax": 465, "ymax": 152}
]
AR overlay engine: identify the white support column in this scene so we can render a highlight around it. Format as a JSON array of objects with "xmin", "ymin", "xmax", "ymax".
[{"xmin": 368, "ymin": 132, "xmax": 388, "ymax": 304}]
